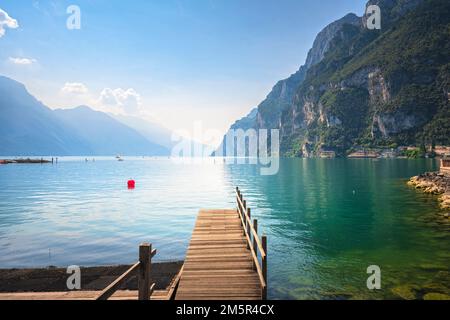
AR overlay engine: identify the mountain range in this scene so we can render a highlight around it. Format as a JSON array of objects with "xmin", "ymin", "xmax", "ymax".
[
  {"xmin": 0, "ymin": 76, "xmax": 171, "ymax": 156},
  {"xmin": 218, "ymin": 0, "xmax": 450, "ymax": 157},
  {"xmin": 2, "ymin": 0, "xmax": 449, "ymax": 158}
]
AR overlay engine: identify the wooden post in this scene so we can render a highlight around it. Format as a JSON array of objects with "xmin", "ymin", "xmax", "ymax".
[
  {"xmin": 236, "ymin": 194, "xmax": 240, "ymax": 214},
  {"xmin": 237, "ymin": 191, "xmax": 242, "ymax": 222},
  {"xmin": 138, "ymin": 243, "xmax": 151, "ymax": 300},
  {"xmin": 252, "ymin": 219, "xmax": 258, "ymax": 257},
  {"xmin": 246, "ymin": 208, "xmax": 251, "ymax": 249},
  {"xmin": 243, "ymin": 200, "xmax": 247, "ymax": 236},
  {"xmin": 262, "ymin": 235, "xmax": 267, "ymax": 300}
]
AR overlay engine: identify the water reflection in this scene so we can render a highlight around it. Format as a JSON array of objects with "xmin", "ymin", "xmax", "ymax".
[{"xmin": 0, "ymin": 157, "xmax": 448, "ymax": 299}]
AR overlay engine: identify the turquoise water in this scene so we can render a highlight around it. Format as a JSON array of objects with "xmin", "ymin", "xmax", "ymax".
[{"xmin": 0, "ymin": 158, "xmax": 448, "ymax": 299}]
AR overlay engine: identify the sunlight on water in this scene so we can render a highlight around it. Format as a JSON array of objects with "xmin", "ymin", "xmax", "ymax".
[{"xmin": 0, "ymin": 157, "xmax": 448, "ymax": 299}]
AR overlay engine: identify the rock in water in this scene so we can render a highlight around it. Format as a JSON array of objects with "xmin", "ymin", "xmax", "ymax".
[
  {"xmin": 391, "ymin": 285, "xmax": 418, "ymax": 300},
  {"xmin": 423, "ymin": 293, "xmax": 450, "ymax": 300}
]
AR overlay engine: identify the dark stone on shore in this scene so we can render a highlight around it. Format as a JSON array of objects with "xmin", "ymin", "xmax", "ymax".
[{"xmin": 0, "ymin": 261, "xmax": 183, "ymax": 293}]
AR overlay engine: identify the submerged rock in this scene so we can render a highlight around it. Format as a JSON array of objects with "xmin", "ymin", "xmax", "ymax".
[
  {"xmin": 418, "ymin": 264, "xmax": 448, "ymax": 271},
  {"xmin": 433, "ymin": 271, "xmax": 450, "ymax": 287},
  {"xmin": 391, "ymin": 285, "xmax": 418, "ymax": 300},
  {"xmin": 439, "ymin": 193, "xmax": 450, "ymax": 210},
  {"xmin": 423, "ymin": 293, "xmax": 450, "ymax": 300}
]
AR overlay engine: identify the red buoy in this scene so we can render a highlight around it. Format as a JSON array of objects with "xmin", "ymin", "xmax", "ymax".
[{"xmin": 127, "ymin": 179, "xmax": 135, "ymax": 189}]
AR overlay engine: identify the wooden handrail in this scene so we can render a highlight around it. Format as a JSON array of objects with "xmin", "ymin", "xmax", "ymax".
[
  {"xmin": 236, "ymin": 190, "xmax": 266, "ymax": 258},
  {"xmin": 236, "ymin": 203, "xmax": 266, "ymax": 289},
  {"xmin": 235, "ymin": 187, "xmax": 268, "ymax": 299},
  {"xmin": 95, "ymin": 262, "xmax": 140, "ymax": 300},
  {"xmin": 166, "ymin": 265, "xmax": 184, "ymax": 300},
  {"xmin": 95, "ymin": 243, "xmax": 157, "ymax": 301}
]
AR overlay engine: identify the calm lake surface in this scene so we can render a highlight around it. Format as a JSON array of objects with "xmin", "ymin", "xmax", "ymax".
[{"xmin": 0, "ymin": 157, "xmax": 448, "ymax": 299}]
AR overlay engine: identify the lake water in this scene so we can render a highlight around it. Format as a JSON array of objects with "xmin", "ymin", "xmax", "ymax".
[{"xmin": 0, "ymin": 157, "xmax": 448, "ymax": 299}]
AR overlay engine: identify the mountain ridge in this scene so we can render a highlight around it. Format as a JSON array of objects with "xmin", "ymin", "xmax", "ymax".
[
  {"xmin": 280, "ymin": 0, "xmax": 449, "ymax": 157},
  {"xmin": 54, "ymin": 106, "xmax": 169, "ymax": 156},
  {"xmin": 0, "ymin": 76, "xmax": 171, "ymax": 156},
  {"xmin": 218, "ymin": 0, "xmax": 449, "ymax": 157},
  {"xmin": 216, "ymin": 10, "xmax": 363, "ymax": 153}
]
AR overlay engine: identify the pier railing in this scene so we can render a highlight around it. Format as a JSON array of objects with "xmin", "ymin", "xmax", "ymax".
[
  {"xmin": 235, "ymin": 187, "xmax": 267, "ymax": 300},
  {"xmin": 95, "ymin": 243, "xmax": 157, "ymax": 300}
]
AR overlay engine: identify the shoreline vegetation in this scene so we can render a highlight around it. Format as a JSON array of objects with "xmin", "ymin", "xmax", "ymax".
[
  {"xmin": 1, "ymin": 146, "xmax": 449, "ymax": 162},
  {"xmin": 0, "ymin": 262, "xmax": 183, "ymax": 293},
  {"xmin": 320, "ymin": 145, "xmax": 450, "ymax": 159}
]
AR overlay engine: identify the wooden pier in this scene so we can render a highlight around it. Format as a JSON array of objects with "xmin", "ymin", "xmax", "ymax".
[
  {"xmin": 0, "ymin": 187, "xmax": 267, "ymax": 301},
  {"xmin": 174, "ymin": 188, "xmax": 267, "ymax": 300}
]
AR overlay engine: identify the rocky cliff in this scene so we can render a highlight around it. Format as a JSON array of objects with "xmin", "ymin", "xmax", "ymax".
[
  {"xmin": 219, "ymin": 0, "xmax": 450, "ymax": 158},
  {"xmin": 216, "ymin": 13, "xmax": 361, "ymax": 153},
  {"xmin": 280, "ymin": 0, "xmax": 449, "ymax": 157}
]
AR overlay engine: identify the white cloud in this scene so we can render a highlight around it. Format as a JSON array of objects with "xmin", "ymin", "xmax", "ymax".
[
  {"xmin": 61, "ymin": 82, "xmax": 89, "ymax": 95},
  {"xmin": 0, "ymin": 8, "xmax": 19, "ymax": 38},
  {"xmin": 58, "ymin": 82, "xmax": 144, "ymax": 115},
  {"xmin": 99, "ymin": 88, "xmax": 142, "ymax": 114},
  {"xmin": 9, "ymin": 57, "xmax": 37, "ymax": 65}
]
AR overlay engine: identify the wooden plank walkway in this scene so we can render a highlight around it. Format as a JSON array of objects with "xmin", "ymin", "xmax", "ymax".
[
  {"xmin": 175, "ymin": 209, "xmax": 262, "ymax": 300},
  {"xmin": 0, "ymin": 188, "xmax": 266, "ymax": 301},
  {"xmin": 0, "ymin": 290, "xmax": 169, "ymax": 300}
]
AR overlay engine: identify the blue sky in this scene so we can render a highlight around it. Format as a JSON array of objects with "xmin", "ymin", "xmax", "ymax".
[{"xmin": 0, "ymin": 0, "xmax": 367, "ymax": 143}]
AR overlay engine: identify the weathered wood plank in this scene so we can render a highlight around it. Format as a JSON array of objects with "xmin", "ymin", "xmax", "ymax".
[
  {"xmin": 0, "ymin": 290, "xmax": 168, "ymax": 301},
  {"xmin": 175, "ymin": 209, "xmax": 262, "ymax": 300}
]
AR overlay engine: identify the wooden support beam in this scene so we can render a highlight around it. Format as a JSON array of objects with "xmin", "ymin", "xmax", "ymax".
[
  {"xmin": 261, "ymin": 235, "xmax": 267, "ymax": 300},
  {"xmin": 138, "ymin": 243, "xmax": 151, "ymax": 300},
  {"xmin": 252, "ymin": 219, "xmax": 258, "ymax": 259},
  {"xmin": 95, "ymin": 262, "xmax": 140, "ymax": 300},
  {"xmin": 246, "ymin": 208, "xmax": 251, "ymax": 249}
]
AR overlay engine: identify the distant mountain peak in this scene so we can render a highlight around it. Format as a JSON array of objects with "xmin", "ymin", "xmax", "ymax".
[
  {"xmin": 0, "ymin": 75, "xmax": 32, "ymax": 101},
  {"xmin": 73, "ymin": 105, "xmax": 93, "ymax": 110},
  {"xmin": 304, "ymin": 12, "xmax": 361, "ymax": 69},
  {"xmin": 0, "ymin": 76, "xmax": 171, "ymax": 156}
]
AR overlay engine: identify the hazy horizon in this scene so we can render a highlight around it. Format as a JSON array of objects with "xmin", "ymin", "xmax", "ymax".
[{"xmin": 0, "ymin": 0, "xmax": 367, "ymax": 145}]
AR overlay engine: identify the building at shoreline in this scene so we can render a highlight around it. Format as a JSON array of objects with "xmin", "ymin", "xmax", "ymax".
[{"xmin": 318, "ymin": 150, "xmax": 336, "ymax": 158}]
